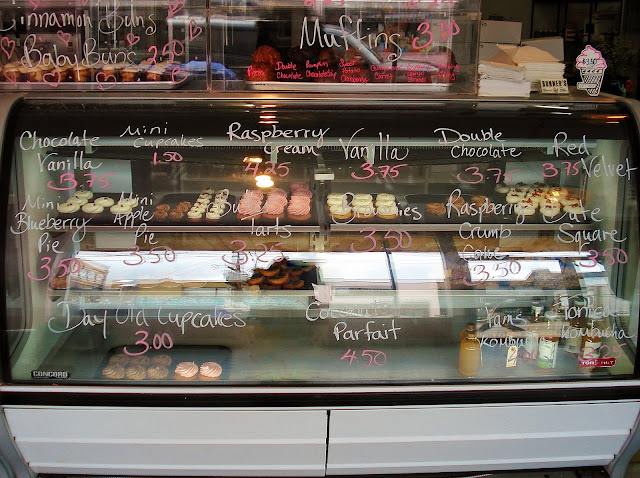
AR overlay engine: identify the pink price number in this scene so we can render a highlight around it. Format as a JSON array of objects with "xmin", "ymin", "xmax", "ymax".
[
  {"xmin": 581, "ymin": 343, "xmax": 626, "ymax": 360},
  {"xmin": 351, "ymin": 163, "xmax": 406, "ymax": 180},
  {"xmin": 463, "ymin": 260, "xmax": 521, "ymax": 285},
  {"xmin": 456, "ymin": 166, "xmax": 519, "ymax": 185},
  {"xmin": 47, "ymin": 172, "xmax": 114, "ymax": 191},
  {"xmin": 153, "ymin": 151, "xmax": 183, "ymax": 165},
  {"xmin": 412, "ymin": 19, "xmax": 459, "ymax": 50},
  {"xmin": 579, "ymin": 247, "xmax": 628, "ymax": 268},
  {"xmin": 123, "ymin": 330, "xmax": 174, "ymax": 356},
  {"xmin": 340, "ymin": 349, "xmax": 387, "ymax": 366},
  {"xmin": 542, "ymin": 161, "xmax": 582, "ymax": 178},
  {"xmin": 124, "ymin": 246, "xmax": 176, "ymax": 266},
  {"xmin": 349, "ymin": 227, "xmax": 412, "ymax": 253},
  {"xmin": 27, "ymin": 257, "xmax": 80, "ymax": 282},
  {"xmin": 222, "ymin": 240, "xmax": 285, "ymax": 266},
  {"xmin": 244, "ymin": 161, "xmax": 290, "ymax": 178},
  {"xmin": 147, "ymin": 39, "xmax": 185, "ymax": 64}
]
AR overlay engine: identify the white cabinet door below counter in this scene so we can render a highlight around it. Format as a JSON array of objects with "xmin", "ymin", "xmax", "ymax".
[{"xmin": 4, "ymin": 407, "xmax": 328, "ymax": 476}]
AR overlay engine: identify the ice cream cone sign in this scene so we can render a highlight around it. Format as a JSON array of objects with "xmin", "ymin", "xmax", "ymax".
[{"xmin": 576, "ymin": 45, "xmax": 607, "ymax": 96}]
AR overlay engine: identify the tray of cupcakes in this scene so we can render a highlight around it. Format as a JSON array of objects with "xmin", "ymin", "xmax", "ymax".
[
  {"xmin": 99, "ymin": 346, "xmax": 231, "ymax": 382},
  {"xmin": 326, "ymin": 192, "xmax": 406, "ymax": 224},
  {"xmin": 244, "ymin": 259, "xmax": 318, "ymax": 292},
  {"xmin": 234, "ymin": 182, "xmax": 315, "ymax": 226},
  {"xmin": 0, "ymin": 61, "xmax": 192, "ymax": 90},
  {"xmin": 56, "ymin": 191, "xmax": 146, "ymax": 225},
  {"xmin": 151, "ymin": 188, "xmax": 237, "ymax": 225},
  {"xmin": 495, "ymin": 183, "xmax": 587, "ymax": 224}
]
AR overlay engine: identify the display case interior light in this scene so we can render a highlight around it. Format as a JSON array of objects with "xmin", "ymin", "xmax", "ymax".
[
  {"xmin": 255, "ymin": 174, "xmax": 274, "ymax": 188},
  {"xmin": 243, "ymin": 156, "xmax": 263, "ymax": 164}
]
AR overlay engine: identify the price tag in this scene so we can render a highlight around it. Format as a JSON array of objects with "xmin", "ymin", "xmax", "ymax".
[
  {"xmin": 506, "ymin": 345, "xmax": 518, "ymax": 368},
  {"xmin": 540, "ymin": 79, "xmax": 569, "ymax": 94}
]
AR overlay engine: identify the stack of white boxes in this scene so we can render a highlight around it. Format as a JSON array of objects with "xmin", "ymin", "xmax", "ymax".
[{"xmin": 479, "ymin": 20, "xmax": 522, "ymax": 61}]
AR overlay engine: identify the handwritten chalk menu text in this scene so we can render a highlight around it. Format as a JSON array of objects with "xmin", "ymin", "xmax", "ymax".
[{"xmin": 0, "ymin": 0, "xmax": 206, "ymax": 89}]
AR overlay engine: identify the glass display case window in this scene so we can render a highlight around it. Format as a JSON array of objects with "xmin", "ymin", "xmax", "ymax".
[{"xmin": 2, "ymin": 97, "xmax": 638, "ymax": 385}]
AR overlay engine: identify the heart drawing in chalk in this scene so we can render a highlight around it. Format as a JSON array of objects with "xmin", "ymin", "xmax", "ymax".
[
  {"xmin": 57, "ymin": 31, "xmax": 72, "ymax": 44},
  {"xmin": 3, "ymin": 69, "xmax": 17, "ymax": 83},
  {"xmin": 189, "ymin": 20, "xmax": 203, "ymax": 41},
  {"xmin": 0, "ymin": 37, "xmax": 16, "ymax": 60},
  {"xmin": 166, "ymin": 0, "xmax": 185, "ymax": 18},
  {"xmin": 96, "ymin": 71, "xmax": 117, "ymax": 90},
  {"xmin": 29, "ymin": 0, "xmax": 40, "ymax": 10},
  {"xmin": 43, "ymin": 70, "xmax": 62, "ymax": 87},
  {"xmin": 126, "ymin": 33, "xmax": 140, "ymax": 46},
  {"xmin": 170, "ymin": 66, "xmax": 189, "ymax": 85}
]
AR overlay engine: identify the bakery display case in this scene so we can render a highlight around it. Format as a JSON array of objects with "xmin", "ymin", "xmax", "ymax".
[
  {"xmin": 0, "ymin": 92, "xmax": 639, "ymax": 477},
  {"xmin": 213, "ymin": 0, "xmax": 480, "ymax": 92},
  {"xmin": 3, "ymin": 94, "xmax": 639, "ymax": 385},
  {"xmin": 0, "ymin": 0, "xmax": 209, "ymax": 90}
]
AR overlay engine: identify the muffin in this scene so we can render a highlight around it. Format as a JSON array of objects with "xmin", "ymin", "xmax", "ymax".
[{"xmin": 198, "ymin": 362, "xmax": 223, "ymax": 381}]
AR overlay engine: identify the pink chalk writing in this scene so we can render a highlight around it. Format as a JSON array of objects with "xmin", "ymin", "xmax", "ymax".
[
  {"xmin": 340, "ymin": 349, "xmax": 387, "ymax": 366},
  {"xmin": 542, "ymin": 161, "xmax": 581, "ymax": 178},
  {"xmin": 244, "ymin": 161, "xmax": 290, "ymax": 178},
  {"xmin": 222, "ymin": 240, "xmax": 285, "ymax": 267},
  {"xmin": 455, "ymin": 166, "xmax": 519, "ymax": 184},
  {"xmin": 46, "ymin": 172, "xmax": 114, "ymax": 191},
  {"xmin": 123, "ymin": 246, "xmax": 176, "ymax": 266},
  {"xmin": 126, "ymin": 33, "xmax": 141, "ymax": 47},
  {"xmin": 27, "ymin": 257, "xmax": 79, "ymax": 282},
  {"xmin": 349, "ymin": 227, "xmax": 412, "ymax": 253},
  {"xmin": 153, "ymin": 151, "xmax": 183, "ymax": 165},
  {"xmin": 579, "ymin": 247, "xmax": 628, "ymax": 268},
  {"xmin": 189, "ymin": 20, "xmax": 203, "ymax": 41},
  {"xmin": 0, "ymin": 37, "xmax": 15, "ymax": 60},
  {"xmin": 166, "ymin": 0, "xmax": 185, "ymax": 19},
  {"xmin": 350, "ymin": 163, "xmax": 406, "ymax": 180},
  {"xmin": 123, "ymin": 331, "xmax": 174, "ymax": 356}
]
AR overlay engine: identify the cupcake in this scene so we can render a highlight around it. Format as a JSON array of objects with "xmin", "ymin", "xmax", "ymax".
[
  {"xmin": 187, "ymin": 209, "xmax": 203, "ymax": 222},
  {"xmin": 81, "ymin": 202, "xmax": 104, "ymax": 217},
  {"xmin": 174, "ymin": 361, "xmax": 198, "ymax": 381},
  {"xmin": 110, "ymin": 204, "xmax": 131, "ymax": 215},
  {"xmin": 57, "ymin": 202, "xmax": 80, "ymax": 218},
  {"xmin": 102, "ymin": 364, "xmax": 125, "ymax": 379},
  {"xmin": 129, "ymin": 355, "xmax": 150, "ymax": 367},
  {"xmin": 198, "ymin": 362, "xmax": 223, "ymax": 381},
  {"xmin": 125, "ymin": 365, "xmax": 147, "ymax": 380},
  {"xmin": 151, "ymin": 354, "xmax": 172, "ymax": 366},
  {"xmin": 94, "ymin": 196, "xmax": 115, "ymax": 208},
  {"xmin": 377, "ymin": 203, "xmax": 399, "ymax": 220},
  {"xmin": 108, "ymin": 354, "xmax": 130, "ymax": 366},
  {"xmin": 67, "ymin": 196, "xmax": 88, "ymax": 207},
  {"xmin": 329, "ymin": 204, "xmax": 352, "ymax": 221},
  {"xmin": 71, "ymin": 65, "xmax": 90, "ymax": 82},
  {"xmin": 120, "ymin": 65, "xmax": 140, "ymax": 82},
  {"xmin": 146, "ymin": 365, "xmax": 169, "ymax": 380},
  {"xmin": 425, "ymin": 202, "xmax": 446, "ymax": 217}
]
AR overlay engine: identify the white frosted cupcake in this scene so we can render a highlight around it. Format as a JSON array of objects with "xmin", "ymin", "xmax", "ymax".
[
  {"xmin": 57, "ymin": 202, "xmax": 80, "ymax": 215},
  {"xmin": 118, "ymin": 197, "xmax": 138, "ymax": 208},
  {"xmin": 74, "ymin": 190, "xmax": 93, "ymax": 200},
  {"xmin": 67, "ymin": 196, "xmax": 88, "ymax": 206},
  {"xmin": 110, "ymin": 204, "xmax": 132, "ymax": 214},
  {"xmin": 81, "ymin": 203, "xmax": 104, "ymax": 214},
  {"xmin": 94, "ymin": 196, "xmax": 115, "ymax": 208}
]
